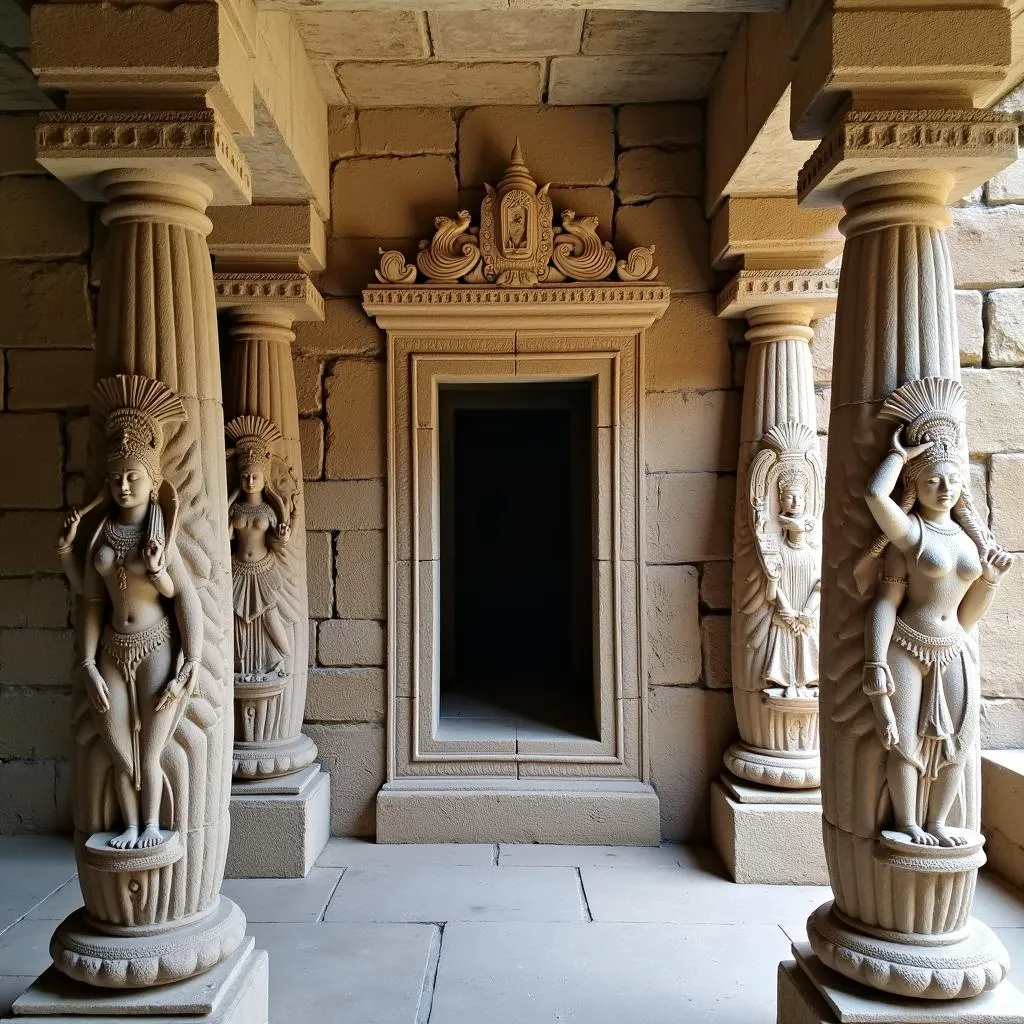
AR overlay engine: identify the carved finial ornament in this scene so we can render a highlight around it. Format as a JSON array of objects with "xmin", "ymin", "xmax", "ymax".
[{"xmin": 376, "ymin": 143, "xmax": 658, "ymax": 287}]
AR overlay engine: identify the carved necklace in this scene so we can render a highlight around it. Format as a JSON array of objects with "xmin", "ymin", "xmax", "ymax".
[
  {"xmin": 922, "ymin": 518, "xmax": 960, "ymax": 537},
  {"xmin": 232, "ymin": 501, "xmax": 275, "ymax": 524},
  {"xmin": 103, "ymin": 519, "xmax": 143, "ymax": 591}
]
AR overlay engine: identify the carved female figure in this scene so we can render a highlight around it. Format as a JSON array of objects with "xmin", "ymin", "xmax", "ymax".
[
  {"xmin": 226, "ymin": 415, "xmax": 297, "ymax": 685},
  {"xmin": 56, "ymin": 375, "xmax": 201, "ymax": 851},
  {"xmin": 858, "ymin": 377, "xmax": 1013, "ymax": 848}
]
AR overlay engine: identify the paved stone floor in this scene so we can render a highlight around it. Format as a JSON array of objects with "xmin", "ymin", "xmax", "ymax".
[{"xmin": 3, "ymin": 836, "xmax": 1024, "ymax": 1023}]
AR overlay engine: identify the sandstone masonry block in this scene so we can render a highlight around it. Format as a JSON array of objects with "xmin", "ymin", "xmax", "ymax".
[
  {"xmin": 0, "ymin": 115, "xmax": 41, "ymax": 175},
  {"xmin": 981, "ymin": 560, "xmax": 1024, "ymax": 697},
  {"xmin": 646, "ymin": 472, "xmax": 734, "ymax": 563},
  {"xmin": 295, "ymin": 298, "xmax": 384, "ymax": 357},
  {"xmin": 990, "ymin": 454, "xmax": 1024, "ymax": 551},
  {"xmin": 582, "ymin": 11, "xmax": 739, "ymax": 55},
  {"xmin": 0, "ymin": 414, "xmax": 62, "ymax": 509},
  {"xmin": 430, "ymin": 10, "xmax": 583, "ymax": 59},
  {"xmin": 549, "ymin": 188, "xmax": 615, "ymax": 238},
  {"xmin": 986, "ymin": 158, "xmax": 1024, "ymax": 206},
  {"xmin": 700, "ymin": 561, "xmax": 731, "ymax": 610},
  {"xmin": 615, "ymin": 199, "xmax": 711, "ymax": 295},
  {"xmin": 306, "ymin": 530, "xmax": 334, "ymax": 619},
  {"xmin": 0, "ymin": 577, "xmax": 68, "ymax": 627},
  {"xmin": 304, "ymin": 722, "xmax": 384, "ymax": 835},
  {"xmin": 65, "ymin": 415, "xmax": 89, "ymax": 474},
  {"xmin": 299, "ymin": 418, "xmax": 324, "ymax": 480},
  {"xmin": 701, "ymin": 613, "xmax": 730, "ymax": 689},
  {"xmin": 986, "ymin": 289, "xmax": 1024, "ymax": 366},
  {"xmin": 328, "ymin": 107, "xmax": 357, "ymax": 160},
  {"xmin": 811, "ymin": 313, "xmax": 834, "ymax": 384},
  {"xmin": 963, "ymin": 368, "xmax": 1024, "ymax": 454},
  {"xmin": 335, "ymin": 530, "xmax": 386, "ymax": 619},
  {"xmin": 646, "ymin": 390, "xmax": 739, "ymax": 473},
  {"xmin": 645, "ymin": 294, "xmax": 732, "ymax": 393},
  {"xmin": 293, "ymin": 11, "xmax": 428, "ymax": 60},
  {"xmin": 358, "ymin": 108, "xmax": 456, "ymax": 156},
  {"xmin": 548, "ymin": 55, "xmax": 718, "ymax": 106},
  {"xmin": 293, "ymin": 353, "xmax": 323, "ymax": 416},
  {"xmin": 458, "ymin": 106, "xmax": 615, "ymax": 186},
  {"xmin": 322, "ymin": 236, "xmax": 418, "ymax": 297},
  {"xmin": 0, "ymin": 262, "xmax": 92, "ymax": 349},
  {"xmin": 325, "ymin": 360, "xmax": 385, "ymax": 480},
  {"xmin": 0, "ymin": 760, "xmax": 68, "ymax": 833},
  {"xmin": 0, "ymin": 177, "xmax": 89, "ymax": 258},
  {"xmin": 8, "ymin": 350, "xmax": 93, "ymax": 410},
  {"xmin": 949, "ymin": 206, "xmax": 1024, "ymax": 288},
  {"xmin": 616, "ymin": 148, "xmax": 702, "ymax": 204},
  {"xmin": 305, "ymin": 667, "xmax": 385, "ymax": 723},
  {"xmin": 617, "ymin": 103, "xmax": 703, "ymax": 149},
  {"xmin": 971, "ymin": 459, "xmax": 989, "ymax": 524},
  {"xmin": 957, "ymin": 290, "xmax": 984, "ymax": 366},
  {"xmin": 0, "ymin": 627, "xmax": 75, "ymax": 685},
  {"xmin": 646, "ymin": 564, "xmax": 701, "ymax": 685},
  {"xmin": 0, "ymin": 511, "xmax": 63, "ymax": 575},
  {"xmin": 0, "ymin": 689, "xmax": 71, "ymax": 758},
  {"xmin": 332, "ymin": 156, "xmax": 457, "ymax": 237},
  {"xmin": 816, "ymin": 387, "xmax": 831, "ymax": 434},
  {"xmin": 305, "ymin": 480, "xmax": 385, "ymax": 532},
  {"xmin": 319, "ymin": 619, "xmax": 385, "ymax": 668}
]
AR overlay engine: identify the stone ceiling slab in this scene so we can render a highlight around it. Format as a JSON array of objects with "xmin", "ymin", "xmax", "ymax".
[
  {"xmin": 334, "ymin": 60, "xmax": 543, "ymax": 106},
  {"xmin": 310, "ymin": 59, "xmax": 347, "ymax": 104},
  {"xmin": 548, "ymin": 54, "xmax": 719, "ymax": 104},
  {"xmin": 582, "ymin": 11, "xmax": 740, "ymax": 55},
  {"xmin": 429, "ymin": 10, "xmax": 584, "ymax": 58},
  {"xmin": 293, "ymin": 11, "xmax": 429, "ymax": 60}
]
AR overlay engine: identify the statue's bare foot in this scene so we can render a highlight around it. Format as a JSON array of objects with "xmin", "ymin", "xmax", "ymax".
[
  {"xmin": 904, "ymin": 824, "xmax": 939, "ymax": 846},
  {"xmin": 928, "ymin": 822, "xmax": 969, "ymax": 847},
  {"xmin": 109, "ymin": 825, "xmax": 138, "ymax": 850},
  {"xmin": 135, "ymin": 825, "xmax": 163, "ymax": 849}
]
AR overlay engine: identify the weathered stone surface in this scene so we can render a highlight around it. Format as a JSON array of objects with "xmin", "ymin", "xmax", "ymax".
[
  {"xmin": 700, "ymin": 561, "xmax": 731, "ymax": 610},
  {"xmin": 293, "ymin": 352, "xmax": 323, "ymax": 415},
  {"xmin": 305, "ymin": 667, "xmax": 386, "ymax": 723},
  {"xmin": 328, "ymin": 107, "xmax": 357, "ymax": 160},
  {"xmin": 583, "ymin": 11, "xmax": 739, "ymax": 54},
  {"xmin": 295, "ymin": 298, "xmax": 384, "ymax": 357},
  {"xmin": 963, "ymin": 368, "xmax": 1024, "ymax": 454},
  {"xmin": 646, "ymin": 472, "xmax": 734, "ymax": 563},
  {"xmin": 618, "ymin": 102, "xmax": 703, "ymax": 149},
  {"xmin": 645, "ymin": 390, "xmax": 739, "ymax": 472},
  {"xmin": 430, "ymin": 10, "xmax": 583, "ymax": 58},
  {"xmin": 986, "ymin": 288, "xmax": 1024, "ymax": 366},
  {"xmin": 957, "ymin": 289, "xmax": 984, "ymax": 366},
  {"xmin": 459, "ymin": 106, "xmax": 615, "ymax": 186},
  {"xmin": 0, "ymin": 178, "xmax": 89, "ymax": 259},
  {"xmin": 648, "ymin": 686, "xmax": 737, "ymax": 841},
  {"xmin": 0, "ymin": 689, "xmax": 71, "ymax": 758},
  {"xmin": 0, "ymin": 262, "xmax": 91, "ymax": 350},
  {"xmin": 299, "ymin": 417, "xmax": 325, "ymax": 480},
  {"xmin": 0, "ymin": 577, "xmax": 68, "ymax": 628},
  {"xmin": 548, "ymin": 55, "xmax": 719, "ymax": 105},
  {"xmin": 645, "ymin": 294, "xmax": 732, "ymax": 392},
  {"xmin": 293, "ymin": 11, "xmax": 428, "ymax": 60},
  {"xmin": 0, "ymin": 627, "xmax": 75, "ymax": 686},
  {"xmin": 0, "ymin": 511, "xmax": 63, "ymax": 575},
  {"xmin": 0, "ymin": 761, "xmax": 69, "ymax": 832},
  {"xmin": 306, "ymin": 530, "xmax": 334, "ymax": 618},
  {"xmin": 701, "ymin": 613, "xmax": 730, "ymax": 689},
  {"xmin": 325, "ymin": 360, "xmax": 386, "ymax": 479},
  {"xmin": 304, "ymin": 722, "xmax": 385, "ymax": 835},
  {"xmin": 811, "ymin": 313, "xmax": 834, "ymax": 384},
  {"xmin": 0, "ymin": 414, "xmax": 62, "ymax": 509},
  {"xmin": 335, "ymin": 61, "xmax": 543, "ymax": 108},
  {"xmin": 987, "ymin": 158, "xmax": 1024, "ymax": 206},
  {"xmin": 306, "ymin": 480, "xmax": 386, "ymax": 531},
  {"xmin": 615, "ymin": 199, "xmax": 711, "ymax": 295},
  {"xmin": 0, "ymin": 115, "xmax": 40, "ymax": 175},
  {"xmin": 949, "ymin": 206, "xmax": 1024, "ymax": 288},
  {"xmin": 616, "ymin": 147, "xmax": 702, "ymax": 203},
  {"xmin": 319, "ymin": 619, "xmax": 385, "ymax": 668},
  {"xmin": 980, "ymin": 539, "xmax": 1024, "ymax": 697},
  {"xmin": 549, "ymin": 187, "xmax": 614, "ymax": 237},
  {"xmin": 322, "ymin": 236, "xmax": 419, "ymax": 297},
  {"xmin": 6, "ymin": 350, "xmax": 93, "ymax": 410},
  {"xmin": 332, "ymin": 155, "xmax": 458, "ymax": 237},
  {"xmin": 646, "ymin": 564, "xmax": 701, "ymax": 686},
  {"xmin": 312, "ymin": 60, "xmax": 348, "ymax": 106},
  {"xmin": 990, "ymin": 454, "xmax": 1024, "ymax": 552},
  {"xmin": 0, "ymin": 51, "xmax": 46, "ymax": 112},
  {"xmin": 358, "ymin": 108, "xmax": 456, "ymax": 156},
  {"xmin": 335, "ymin": 530, "xmax": 386, "ymax": 619}
]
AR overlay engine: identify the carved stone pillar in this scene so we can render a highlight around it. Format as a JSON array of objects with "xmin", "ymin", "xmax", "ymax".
[
  {"xmin": 214, "ymin": 265, "xmax": 331, "ymax": 878},
  {"xmin": 5, "ymin": 114, "xmax": 268, "ymax": 1023},
  {"xmin": 786, "ymin": 109, "xmax": 1022, "ymax": 1010}
]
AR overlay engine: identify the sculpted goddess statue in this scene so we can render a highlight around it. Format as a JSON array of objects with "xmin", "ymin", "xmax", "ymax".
[
  {"xmin": 857, "ymin": 377, "xmax": 1013, "ymax": 848},
  {"xmin": 56, "ymin": 375, "xmax": 201, "ymax": 851}
]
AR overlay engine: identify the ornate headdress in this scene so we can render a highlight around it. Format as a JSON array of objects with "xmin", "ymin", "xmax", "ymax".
[
  {"xmin": 750, "ymin": 422, "xmax": 824, "ymax": 531},
  {"xmin": 225, "ymin": 415, "xmax": 282, "ymax": 473},
  {"xmin": 879, "ymin": 376, "xmax": 965, "ymax": 477},
  {"xmin": 92, "ymin": 375, "xmax": 186, "ymax": 488}
]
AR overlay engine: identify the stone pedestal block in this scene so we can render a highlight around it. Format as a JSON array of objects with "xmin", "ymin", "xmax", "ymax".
[
  {"xmin": 777, "ymin": 943, "xmax": 1024, "ymax": 1024},
  {"xmin": 225, "ymin": 763, "xmax": 331, "ymax": 878},
  {"xmin": 4, "ymin": 938, "xmax": 268, "ymax": 1024},
  {"xmin": 711, "ymin": 777, "xmax": 828, "ymax": 884},
  {"xmin": 377, "ymin": 780, "xmax": 661, "ymax": 845}
]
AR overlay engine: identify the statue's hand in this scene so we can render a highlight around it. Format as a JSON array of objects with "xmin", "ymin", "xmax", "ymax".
[
  {"xmin": 155, "ymin": 659, "xmax": 198, "ymax": 712},
  {"xmin": 82, "ymin": 661, "xmax": 110, "ymax": 714},
  {"xmin": 982, "ymin": 546, "xmax": 1014, "ymax": 583},
  {"xmin": 143, "ymin": 537, "xmax": 165, "ymax": 575},
  {"xmin": 871, "ymin": 694, "xmax": 899, "ymax": 750},
  {"xmin": 276, "ymin": 522, "xmax": 291, "ymax": 544},
  {"xmin": 891, "ymin": 426, "xmax": 933, "ymax": 464},
  {"xmin": 58, "ymin": 508, "xmax": 82, "ymax": 550}
]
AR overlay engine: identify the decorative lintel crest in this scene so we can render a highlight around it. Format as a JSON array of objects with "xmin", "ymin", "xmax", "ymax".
[{"xmin": 374, "ymin": 141, "xmax": 659, "ymax": 288}]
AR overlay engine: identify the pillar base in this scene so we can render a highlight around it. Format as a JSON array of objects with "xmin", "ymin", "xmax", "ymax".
[
  {"xmin": 724, "ymin": 741, "xmax": 820, "ymax": 789},
  {"xmin": 233, "ymin": 731, "xmax": 318, "ymax": 781},
  {"xmin": 710, "ymin": 776, "xmax": 827, "ymax": 884},
  {"xmin": 225, "ymin": 763, "xmax": 331, "ymax": 878},
  {"xmin": 778, "ymin": 942, "xmax": 1024, "ymax": 1023},
  {"xmin": 5, "ymin": 937, "xmax": 267, "ymax": 1024},
  {"xmin": 807, "ymin": 902, "xmax": 1010, "ymax": 1001}
]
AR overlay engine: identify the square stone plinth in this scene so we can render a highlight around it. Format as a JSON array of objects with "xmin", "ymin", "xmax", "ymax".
[
  {"xmin": 376, "ymin": 779, "xmax": 661, "ymax": 845},
  {"xmin": 5, "ymin": 938, "xmax": 268, "ymax": 1024},
  {"xmin": 779, "ymin": 944, "xmax": 1024, "ymax": 1024},
  {"xmin": 226, "ymin": 764, "xmax": 331, "ymax": 878},
  {"xmin": 711, "ymin": 778, "xmax": 828, "ymax": 884}
]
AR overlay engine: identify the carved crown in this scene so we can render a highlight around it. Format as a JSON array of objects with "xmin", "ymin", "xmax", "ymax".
[{"xmin": 375, "ymin": 141, "xmax": 659, "ymax": 288}]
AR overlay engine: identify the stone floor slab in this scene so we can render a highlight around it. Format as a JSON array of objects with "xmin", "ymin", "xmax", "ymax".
[
  {"xmin": 324, "ymin": 865, "xmax": 586, "ymax": 923},
  {"xmin": 0, "ymin": 919, "xmax": 56, "ymax": 978},
  {"xmin": 975, "ymin": 873, "xmax": 1024, "ymax": 927},
  {"xmin": 581, "ymin": 862, "xmax": 830, "ymax": 924},
  {"xmin": 319, "ymin": 838, "xmax": 497, "ymax": 868},
  {"xmin": 0, "ymin": 838, "xmax": 74, "ymax": 932},
  {"xmin": 429, "ymin": 922, "xmax": 791, "ymax": 1024},
  {"xmin": 498, "ymin": 842, "xmax": 685, "ymax": 868},
  {"xmin": 251, "ymin": 922, "xmax": 437, "ymax": 1024},
  {"xmin": 24, "ymin": 880, "xmax": 81, "ymax": 921},
  {"xmin": 221, "ymin": 867, "xmax": 343, "ymax": 922},
  {"xmin": 0, "ymin": 979, "xmax": 33, "ymax": 1018}
]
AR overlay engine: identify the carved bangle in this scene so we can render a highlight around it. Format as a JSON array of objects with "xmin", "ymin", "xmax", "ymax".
[
  {"xmin": 56, "ymin": 543, "xmax": 73, "ymax": 555},
  {"xmin": 889, "ymin": 448, "xmax": 908, "ymax": 466},
  {"xmin": 862, "ymin": 662, "xmax": 895, "ymax": 697},
  {"xmin": 80, "ymin": 658, "xmax": 95, "ymax": 668},
  {"xmin": 880, "ymin": 575, "xmax": 907, "ymax": 586},
  {"xmin": 982, "ymin": 576, "xmax": 998, "ymax": 587}
]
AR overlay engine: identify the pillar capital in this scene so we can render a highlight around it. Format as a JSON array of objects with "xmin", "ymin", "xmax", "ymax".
[
  {"xmin": 716, "ymin": 268, "xmax": 839, "ymax": 329},
  {"xmin": 214, "ymin": 272, "xmax": 325, "ymax": 326},
  {"xmin": 209, "ymin": 203, "xmax": 326, "ymax": 275}
]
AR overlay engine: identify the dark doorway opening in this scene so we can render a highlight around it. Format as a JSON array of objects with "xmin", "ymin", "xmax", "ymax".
[{"xmin": 438, "ymin": 382, "xmax": 596, "ymax": 741}]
